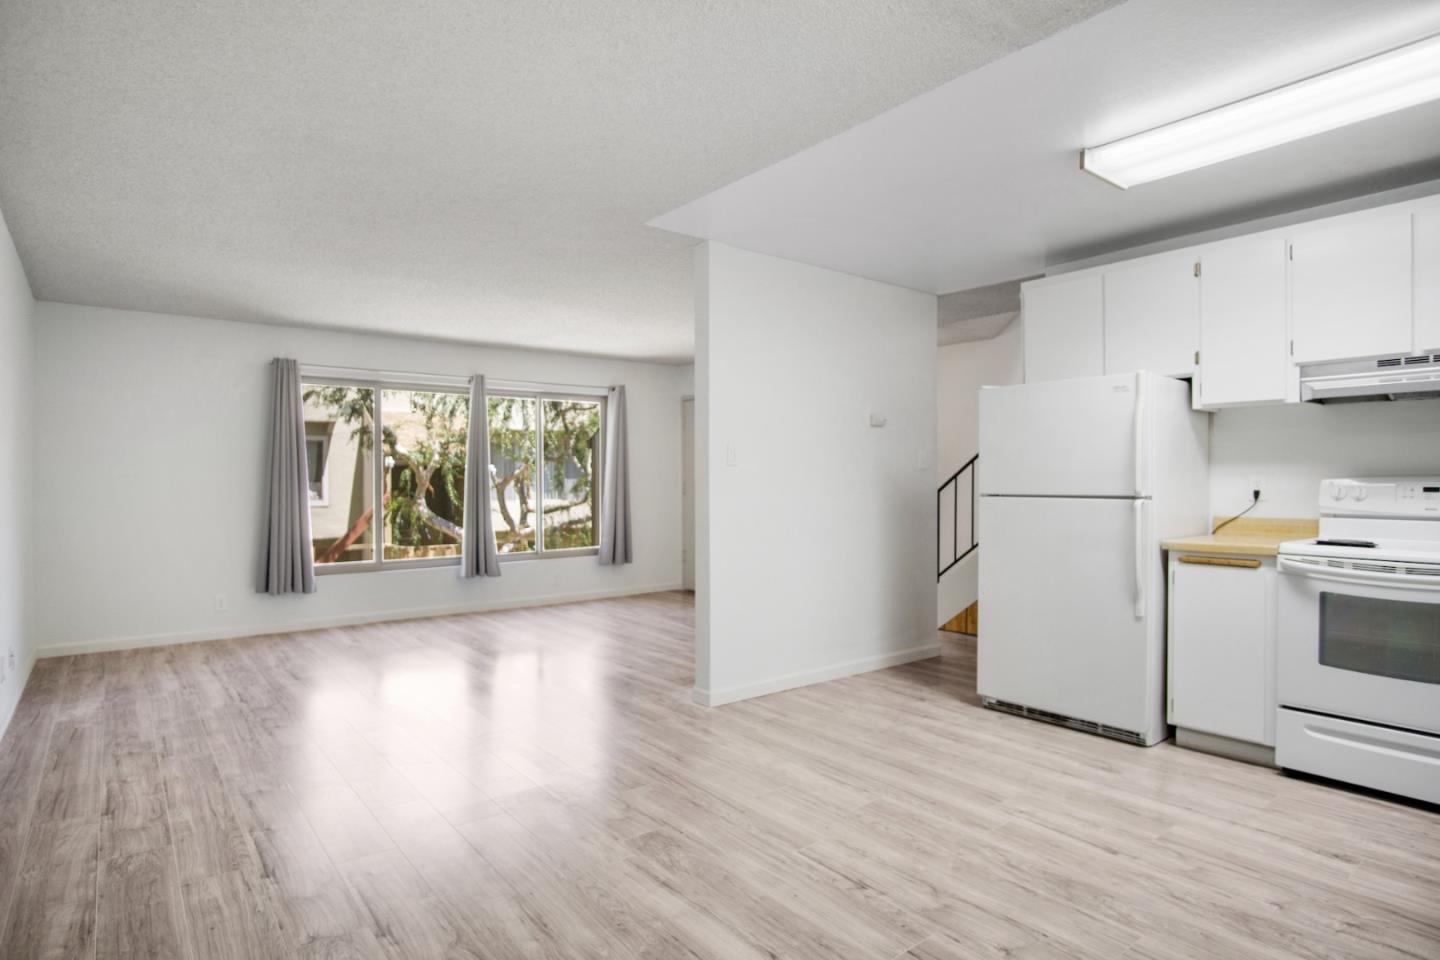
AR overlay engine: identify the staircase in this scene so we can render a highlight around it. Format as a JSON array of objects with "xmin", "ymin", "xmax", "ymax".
[
  {"xmin": 940, "ymin": 603, "xmax": 978, "ymax": 635},
  {"xmin": 937, "ymin": 455, "xmax": 979, "ymax": 630}
]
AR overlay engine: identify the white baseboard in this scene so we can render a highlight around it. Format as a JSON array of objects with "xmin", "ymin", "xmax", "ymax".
[
  {"xmin": 692, "ymin": 640, "xmax": 941, "ymax": 707},
  {"xmin": 1175, "ymin": 727, "xmax": 1276, "ymax": 768},
  {"xmin": 36, "ymin": 583, "xmax": 684, "ymax": 659}
]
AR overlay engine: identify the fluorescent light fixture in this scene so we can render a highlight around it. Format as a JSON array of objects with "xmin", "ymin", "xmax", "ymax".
[{"xmin": 1082, "ymin": 32, "xmax": 1440, "ymax": 189}]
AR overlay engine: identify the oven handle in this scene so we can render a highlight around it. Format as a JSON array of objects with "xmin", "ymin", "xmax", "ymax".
[{"xmin": 1278, "ymin": 556, "xmax": 1440, "ymax": 591}]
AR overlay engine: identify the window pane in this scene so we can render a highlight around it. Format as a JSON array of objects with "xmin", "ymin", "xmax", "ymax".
[
  {"xmin": 305, "ymin": 436, "xmax": 326, "ymax": 501},
  {"xmin": 302, "ymin": 385, "xmax": 376, "ymax": 564},
  {"xmin": 381, "ymin": 389, "xmax": 469, "ymax": 562},
  {"xmin": 1321, "ymin": 592, "xmax": 1440, "ymax": 685},
  {"xmin": 542, "ymin": 399, "xmax": 602, "ymax": 550},
  {"xmin": 487, "ymin": 395, "xmax": 537, "ymax": 554}
]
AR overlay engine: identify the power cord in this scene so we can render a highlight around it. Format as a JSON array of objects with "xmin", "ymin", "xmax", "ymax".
[{"xmin": 1212, "ymin": 489, "xmax": 1261, "ymax": 534}]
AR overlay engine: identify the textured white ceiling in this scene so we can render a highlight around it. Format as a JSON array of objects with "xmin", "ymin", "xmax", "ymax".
[
  {"xmin": 939, "ymin": 310, "xmax": 1018, "ymax": 345},
  {"xmin": 0, "ymin": 0, "xmax": 1119, "ymax": 362},
  {"xmin": 938, "ymin": 279, "xmax": 1026, "ymax": 326},
  {"xmin": 653, "ymin": 0, "xmax": 1440, "ymax": 296},
  {"xmin": 936, "ymin": 279, "xmax": 1027, "ymax": 344}
]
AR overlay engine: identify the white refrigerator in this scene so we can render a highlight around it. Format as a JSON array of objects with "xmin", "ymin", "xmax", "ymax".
[{"xmin": 977, "ymin": 371, "xmax": 1209, "ymax": 746}]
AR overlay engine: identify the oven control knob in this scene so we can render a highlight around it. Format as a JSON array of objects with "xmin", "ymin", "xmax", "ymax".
[
  {"xmin": 1352, "ymin": 485, "xmax": 1368, "ymax": 502},
  {"xmin": 1330, "ymin": 484, "xmax": 1348, "ymax": 501}
]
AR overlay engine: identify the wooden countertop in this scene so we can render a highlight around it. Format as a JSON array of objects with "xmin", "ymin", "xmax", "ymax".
[{"xmin": 1161, "ymin": 517, "xmax": 1318, "ymax": 558}]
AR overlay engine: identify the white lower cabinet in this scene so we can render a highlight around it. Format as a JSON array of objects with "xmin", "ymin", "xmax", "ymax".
[{"xmin": 1167, "ymin": 553, "xmax": 1276, "ymax": 751}]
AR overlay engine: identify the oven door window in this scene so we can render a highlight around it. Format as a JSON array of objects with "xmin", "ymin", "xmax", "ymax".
[{"xmin": 1319, "ymin": 592, "xmax": 1440, "ymax": 685}]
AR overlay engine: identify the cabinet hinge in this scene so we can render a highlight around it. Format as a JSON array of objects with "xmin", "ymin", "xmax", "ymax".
[
  {"xmin": 1194, "ymin": 350, "xmax": 1200, "ymax": 365},
  {"xmin": 1289, "ymin": 339, "xmax": 1295, "ymax": 356},
  {"xmin": 1169, "ymin": 697, "xmax": 1175, "ymax": 713},
  {"xmin": 1193, "ymin": 262, "xmax": 1201, "ymax": 278},
  {"xmin": 1288, "ymin": 244, "xmax": 1294, "ymax": 261}
]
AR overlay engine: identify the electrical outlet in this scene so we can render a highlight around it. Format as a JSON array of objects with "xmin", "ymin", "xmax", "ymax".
[
  {"xmin": 1247, "ymin": 475, "xmax": 1266, "ymax": 501},
  {"xmin": 214, "ymin": 594, "xmax": 228, "ymax": 612},
  {"xmin": 5, "ymin": 649, "xmax": 13, "ymax": 672}
]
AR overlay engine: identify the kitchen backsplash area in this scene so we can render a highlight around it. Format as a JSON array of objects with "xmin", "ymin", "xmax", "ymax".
[{"xmin": 1209, "ymin": 396, "xmax": 1440, "ymax": 519}]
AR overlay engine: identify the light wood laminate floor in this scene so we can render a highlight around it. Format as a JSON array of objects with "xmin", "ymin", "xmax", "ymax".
[{"xmin": 0, "ymin": 591, "xmax": 1436, "ymax": 959}]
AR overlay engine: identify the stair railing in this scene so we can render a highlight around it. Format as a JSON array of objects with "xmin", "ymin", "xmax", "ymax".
[{"xmin": 937, "ymin": 454, "xmax": 978, "ymax": 581}]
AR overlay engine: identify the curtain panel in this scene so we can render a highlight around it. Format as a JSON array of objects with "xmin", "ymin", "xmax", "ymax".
[
  {"xmin": 258, "ymin": 358, "xmax": 317, "ymax": 594},
  {"xmin": 598, "ymin": 384, "xmax": 632, "ymax": 565},
  {"xmin": 461, "ymin": 375, "xmax": 502, "ymax": 578}
]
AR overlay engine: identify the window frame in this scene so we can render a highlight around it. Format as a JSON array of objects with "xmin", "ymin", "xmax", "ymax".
[
  {"xmin": 300, "ymin": 371, "xmax": 608, "ymax": 575},
  {"xmin": 488, "ymin": 389, "xmax": 606, "ymax": 563},
  {"xmin": 306, "ymin": 375, "xmax": 472, "ymax": 576}
]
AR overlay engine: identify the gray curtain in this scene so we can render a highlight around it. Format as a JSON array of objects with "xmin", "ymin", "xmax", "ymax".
[
  {"xmin": 598, "ymin": 384, "xmax": 632, "ymax": 565},
  {"xmin": 461, "ymin": 375, "xmax": 502, "ymax": 578},
  {"xmin": 258, "ymin": 358, "xmax": 317, "ymax": 594}
]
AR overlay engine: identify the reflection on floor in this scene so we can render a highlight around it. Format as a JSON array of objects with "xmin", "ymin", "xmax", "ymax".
[{"xmin": 0, "ymin": 590, "xmax": 1435, "ymax": 958}]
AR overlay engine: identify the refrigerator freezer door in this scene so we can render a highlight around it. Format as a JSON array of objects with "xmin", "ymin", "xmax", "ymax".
[
  {"xmin": 978, "ymin": 495, "xmax": 1162, "ymax": 741},
  {"xmin": 979, "ymin": 372, "xmax": 1149, "ymax": 498}
]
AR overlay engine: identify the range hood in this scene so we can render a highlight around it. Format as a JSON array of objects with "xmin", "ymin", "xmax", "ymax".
[{"xmin": 1300, "ymin": 353, "xmax": 1440, "ymax": 403}]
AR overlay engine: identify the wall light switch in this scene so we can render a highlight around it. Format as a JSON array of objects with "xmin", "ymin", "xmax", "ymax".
[{"xmin": 725, "ymin": 443, "xmax": 738, "ymax": 467}]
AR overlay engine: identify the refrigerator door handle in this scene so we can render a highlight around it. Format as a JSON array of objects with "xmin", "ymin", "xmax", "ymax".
[
  {"xmin": 1132, "ymin": 372, "xmax": 1146, "ymax": 496},
  {"xmin": 1133, "ymin": 499, "xmax": 1145, "ymax": 619}
]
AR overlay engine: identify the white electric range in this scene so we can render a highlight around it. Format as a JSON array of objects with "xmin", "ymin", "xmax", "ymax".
[{"xmin": 1276, "ymin": 477, "xmax": 1440, "ymax": 805}]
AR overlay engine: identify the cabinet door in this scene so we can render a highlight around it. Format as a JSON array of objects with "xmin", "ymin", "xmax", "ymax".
[
  {"xmin": 1103, "ymin": 254, "xmax": 1199, "ymax": 378},
  {"xmin": 1168, "ymin": 557, "xmax": 1274, "ymax": 745},
  {"xmin": 1196, "ymin": 236, "xmax": 1288, "ymax": 406},
  {"xmin": 1022, "ymin": 274, "xmax": 1103, "ymax": 383},
  {"xmin": 1415, "ymin": 202, "xmax": 1440, "ymax": 353},
  {"xmin": 1290, "ymin": 213, "xmax": 1412, "ymax": 363}
]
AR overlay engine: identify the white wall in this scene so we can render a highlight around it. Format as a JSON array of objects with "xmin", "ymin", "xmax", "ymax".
[
  {"xmin": 1210, "ymin": 399, "xmax": 1440, "ymax": 520},
  {"xmin": 32, "ymin": 302, "xmax": 688, "ymax": 656},
  {"xmin": 695, "ymin": 242, "xmax": 937, "ymax": 705},
  {"xmin": 936, "ymin": 317, "xmax": 1023, "ymax": 479},
  {"xmin": 934, "ymin": 318, "xmax": 1023, "ymax": 625},
  {"xmin": 0, "ymin": 207, "xmax": 35, "ymax": 737}
]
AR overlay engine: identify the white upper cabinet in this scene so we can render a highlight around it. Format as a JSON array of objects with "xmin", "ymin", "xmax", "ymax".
[
  {"xmin": 1415, "ymin": 201, "xmax": 1440, "ymax": 353},
  {"xmin": 1289, "ymin": 212, "xmax": 1413, "ymax": 364},
  {"xmin": 1022, "ymin": 274, "xmax": 1103, "ymax": 383},
  {"xmin": 1102, "ymin": 253, "xmax": 1199, "ymax": 378},
  {"xmin": 1195, "ymin": 235, "xmax": 1288, "ymax": 407},
  {"xmin": 1018, "ymin": 192, "xmax": 1439, "ymax": 401}
]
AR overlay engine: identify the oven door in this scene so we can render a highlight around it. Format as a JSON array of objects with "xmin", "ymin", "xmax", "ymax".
[{"xmin": 1277, "ymin": 556, "xmax": 1440, "ymax": 735}]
